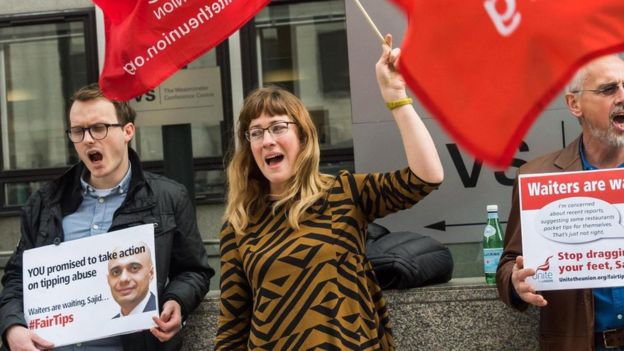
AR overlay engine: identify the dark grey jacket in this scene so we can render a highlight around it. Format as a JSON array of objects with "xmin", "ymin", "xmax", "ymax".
[{"xmin": 0, "ymin": 148, "xmax": 214, "ymax": 351}]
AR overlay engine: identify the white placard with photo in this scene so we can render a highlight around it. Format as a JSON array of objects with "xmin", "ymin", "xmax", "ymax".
[{"xmin": 22, "ymin": 224, "xmax": 158, "ymax": 347}]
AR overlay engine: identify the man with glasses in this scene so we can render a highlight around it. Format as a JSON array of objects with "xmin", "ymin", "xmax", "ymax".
[
  {"xmin": 497, "ymin": 55, "xmax": 624, "ymax": 350},
  {"xmin": 0, "ymin": 83, "xmax": 214, "ymax": 351}
]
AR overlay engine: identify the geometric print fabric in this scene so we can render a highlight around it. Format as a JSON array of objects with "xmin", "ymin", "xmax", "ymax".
[{"xmin": 215, "ymin": 168, "xmax": 438, "ymax": 350}]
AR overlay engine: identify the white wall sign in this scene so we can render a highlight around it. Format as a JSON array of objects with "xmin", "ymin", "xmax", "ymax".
[{"xmin": 130, "ymin": 66, "xmax": 224, "ymax": 127}]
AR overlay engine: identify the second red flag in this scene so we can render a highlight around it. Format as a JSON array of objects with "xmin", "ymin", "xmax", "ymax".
[{"xmin": 390, "ymin": 0, "xmax": 624, "ymax": 168}]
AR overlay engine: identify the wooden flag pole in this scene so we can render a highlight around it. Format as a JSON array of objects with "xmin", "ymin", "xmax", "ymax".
[{"xmin": 351, "ymin": 0, "xmax": 386, "ymax": 45}]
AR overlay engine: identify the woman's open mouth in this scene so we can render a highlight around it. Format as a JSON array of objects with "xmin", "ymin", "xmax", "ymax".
[{"xmin": 265, "ymin": 153, "xmax": 284, "ymax": 167}]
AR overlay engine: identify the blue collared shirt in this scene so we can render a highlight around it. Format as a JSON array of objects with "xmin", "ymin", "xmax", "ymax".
[
  {"xmin": 579, "ymin": 141, "xmax": 624, "ymax": 333},
  {"xmin": 58, "ymin": 168, "xmax": 132, "ymax": 351}
]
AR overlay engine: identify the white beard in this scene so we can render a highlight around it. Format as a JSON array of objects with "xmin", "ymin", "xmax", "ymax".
[{"xmin": 585, "ymin": 119, "xmax": 624, "ymax": 148}]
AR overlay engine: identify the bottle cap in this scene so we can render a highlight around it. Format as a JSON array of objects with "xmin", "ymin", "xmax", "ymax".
[{"xmin": 486, "ymin": 204, "xmax": 498, "ymax": 212}]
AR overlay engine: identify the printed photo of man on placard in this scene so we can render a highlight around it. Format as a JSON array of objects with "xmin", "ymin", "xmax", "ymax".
[{"xmin": 107, "ymin": 242, "xmax": 157, "ymax": 318}]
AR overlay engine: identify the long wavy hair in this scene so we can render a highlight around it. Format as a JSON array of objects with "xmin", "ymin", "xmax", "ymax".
[{"xmin": 223, "ymin": 86, "xmax": 334, "ymax": 235}]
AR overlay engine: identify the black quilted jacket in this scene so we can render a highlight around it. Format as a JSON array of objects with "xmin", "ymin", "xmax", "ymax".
[{"xmin": 0, "ymin": 148, "xmax": 214, "ymax": 351}]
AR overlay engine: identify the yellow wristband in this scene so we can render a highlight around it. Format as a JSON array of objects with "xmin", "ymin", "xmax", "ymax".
[{"xmin": 386, "ymin": 97, "xmax": 413, "ymax": 110}]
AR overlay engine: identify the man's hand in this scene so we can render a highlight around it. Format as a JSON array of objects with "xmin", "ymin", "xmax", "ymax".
[
  {"xmin": 6, "ymin": 325, "xmax": 54, "ymax": 351},
  {"xmin": 512, "ymin": 256, "xmax": 548, "ymax": 307},
  {"xmin": 150, "ymin": 300, "xmax": 182, "ymax": 342}
]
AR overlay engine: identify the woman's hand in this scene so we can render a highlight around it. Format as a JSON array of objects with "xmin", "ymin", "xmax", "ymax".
[{"xmin": 375, "ymin": 34, "xmax": 407, "ymax": 103}]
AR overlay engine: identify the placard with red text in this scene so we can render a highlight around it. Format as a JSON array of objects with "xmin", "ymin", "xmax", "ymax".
[
  {"xmin": 519, "ymin": 169, "xmax": 624, "ymax": 291},
  {"xmin": 22, "ymin": 224, "xmax": 158, "ymax": 347}
]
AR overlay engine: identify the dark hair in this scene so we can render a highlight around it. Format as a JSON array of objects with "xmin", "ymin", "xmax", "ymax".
[{"xmin": 71, "ymin": 83, "xmax": 136, "ymax": 124}]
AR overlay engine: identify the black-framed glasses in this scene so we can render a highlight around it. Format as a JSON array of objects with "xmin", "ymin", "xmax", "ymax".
[
  {"xmin": 65, "ymin": 123, "xmax": 123, "ymax": 143},
  {"xmin": 571, "ymin": 81, "xmax": 624, "ymax": 97},
  {"xmin": 245, "ymin": 121, "xmax": 297, "ymax": 143}
]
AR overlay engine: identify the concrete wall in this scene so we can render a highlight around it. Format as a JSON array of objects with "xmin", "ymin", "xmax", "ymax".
[
  {"xmin": 181, "ymin": 279, "xmax": 540, "ymax": 350},
  {"xmin": 0, "ymin": 279, "xmax": 540, "ymax": 350}
]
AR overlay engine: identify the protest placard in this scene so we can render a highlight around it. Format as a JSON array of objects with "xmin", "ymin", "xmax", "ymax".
[
  {"xmin": 22, "ymin": 224, "xmax": 158, "ymax": 346},
  {"xmin": 520, "ymin": 169, "xmax": 624, "ymax": 291}
]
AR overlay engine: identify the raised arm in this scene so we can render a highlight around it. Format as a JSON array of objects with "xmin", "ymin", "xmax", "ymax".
[{"xmin": 375, "ymin": 34, "xmax": 443, "ymax": 184}]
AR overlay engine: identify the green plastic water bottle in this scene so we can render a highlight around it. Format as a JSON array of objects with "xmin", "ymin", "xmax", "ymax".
[{"xmin": 483, "ymin": 204, "xmax": 504, "ymax": 284}]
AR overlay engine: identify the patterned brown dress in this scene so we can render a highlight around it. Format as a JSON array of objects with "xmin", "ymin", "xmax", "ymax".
[{"xmin": 215, "ymin": 168, "xmax": 439, "ymax": 350}]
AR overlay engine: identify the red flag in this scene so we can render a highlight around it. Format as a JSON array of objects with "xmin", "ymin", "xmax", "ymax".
[
  {"xmin": 94, "ymin": 0, "xmax": 270, "ymax": 100},
  {"xmin": 390, "ymin": 0, "xmax": 624, "ymax": 168}
]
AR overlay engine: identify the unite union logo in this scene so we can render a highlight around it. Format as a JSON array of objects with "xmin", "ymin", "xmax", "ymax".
[
  {"xmin": 536, "ymin": 255, "xmax": 553, "ymax": 272},
  {"xmin": 533, "ymin": 255, "xmax": 554, "ymax": 282}
]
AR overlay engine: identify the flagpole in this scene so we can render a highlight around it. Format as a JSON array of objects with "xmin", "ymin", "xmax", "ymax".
[{"xmin": 351, "ymin": 0, "xmax": 386, "ymax": 45}]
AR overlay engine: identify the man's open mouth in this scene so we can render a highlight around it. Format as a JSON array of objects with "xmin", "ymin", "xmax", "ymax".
[{"xmin": 88, "ymin": 150, "xmax": 103, "ymax": 162}]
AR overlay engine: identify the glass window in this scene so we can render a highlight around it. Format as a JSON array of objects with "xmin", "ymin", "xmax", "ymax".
[
  {"xmin": 4, "ymin": 181, "xmax": 44, "ymax": 207},
  {"xmin": 254, "ymin": 0, "xmax": 353, "ymax": 152},
  {"xmin": 194, "ymin": 169, "xmax": 226, "ymax": 201},
  {"xmin": 0, "ymin": 11, "xmax": 97, "ymax": 212},
  {"xmin": 0, "ymin": 21, "xmax": 89, "ymax": 170}
]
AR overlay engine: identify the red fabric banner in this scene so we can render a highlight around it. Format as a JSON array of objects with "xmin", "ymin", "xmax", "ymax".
[
  {"xmin": 93, "ymin": 0, "xmax": 269, "ymax": 100},
  {"xmin": 389, "ymin": 0, "xmax": 624, "ymax": 168}
]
